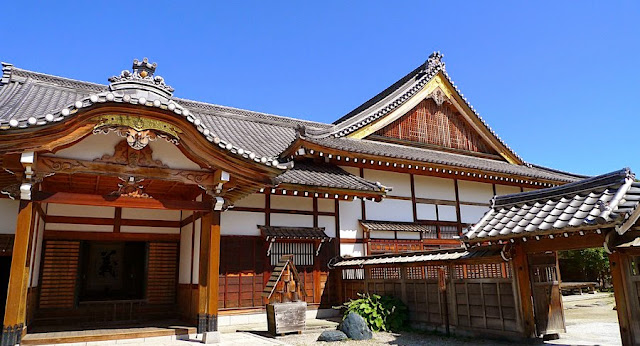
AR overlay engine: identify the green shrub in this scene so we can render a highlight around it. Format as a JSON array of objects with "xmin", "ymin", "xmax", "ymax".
[{"xmin": 338, "ymin": 293, "xmax": 408, "ymax": 332}]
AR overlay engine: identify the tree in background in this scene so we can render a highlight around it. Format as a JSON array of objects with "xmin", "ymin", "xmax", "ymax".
[{"xmin": 559, "ymin": 248, "xmax": 611, "ymax": 288}]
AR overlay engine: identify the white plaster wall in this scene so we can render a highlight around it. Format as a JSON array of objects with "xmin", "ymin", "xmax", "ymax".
[
  {"xmin": 457, "ymin": 180, "xmax": 493, "ymax": 204},
  {"xmin": 270, "ymin": 214, "xmax": 313, "ymax": 228},
  {"xmin": 318, "ymin": 216, "xmax": 336, "ymax": 238},
  {"xmin": 51, "ymin": 132, "xmax": 204, "ymax": 170},
  {"xmin": 438, "ymin": 205, "xmax": 458, "ymax": 222},
  {"xmin": 460, "ymin": 205, "xmax": 490, "ymax": 224},
  {"xmin": 181, "ymin": 210, "xmax": 193, "ymax": 221},
  {"xmin": 30, "ymin": 211, "xmax": 45, "ymax": 287},
  {"xmin": 369, "ymin": 230, "xmax": 395, "ymax": 239},
  {"xmin": 0, "ymin": 199, "xmax": 18, "ymax": 234},
  {"xmin": 270, "ymin": 195, "xmax": 313, "ymax": 211},
  {"xmin": 51, "ymin": 132, "xmax": 122, "ymax": 161},
  {"xmin": 413, "ymin": 175, "xmax": 456, "ymax": 200},
  {"xmin": 192, "ymin": 218, "xmax": 201, "ymax": 284},
  {"xmin": 47, "ymin": 203, "xmax": 114, "ymax": 218},
  {"xmin": 396, "ymin": 231, "xmax": 421, "ymax": 240},
  {"xmin": 364, "ymin": 169, "xmax": 411, "ymax": 197},
  {"xmin": 45, "ymin": 223, "xmax": 113, "ymax": 232},
  {"xmin": 495, "ymin": 184, "xmax": 521, "ymax": 196},
  {"xmin": 339, "ymin": 200, "xmax": 363, "ymax": 239},
  {"xmin": 120, "ymin": 226, "xmax": 179, "ymax": 234},
  {"xmin": 365, "ymin": 199, "xmax": 413, "ymax": 222},
  {"xmin": 179, "ymin": 224, "xmax": 193, "ymax": 284},
  {"xmin": 121, "ymin": 208, "xmax": 181, "ymax": 221},
  {"xmin": 416, "ymin": 203, "xmax": 437, "ymax": 220},
  {"xmin": 220, "ymin": 211, "xmax": 263, "ymax": 236},
  {"xmin": 339, "ymin": 166, "xmax": 360, "ymax": 176},
  {"xmin": 340, "ymin": 243, "xmax": 364, "ymax": 257},
  {"xmin": 234, "ymin": 193, "xmax": 265, "ymax": 208},
  {"xmin": 317, "ymin": 199, "xmax": 335, "ymax": 213}
]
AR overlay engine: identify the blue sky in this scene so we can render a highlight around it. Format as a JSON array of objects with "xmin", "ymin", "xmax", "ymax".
[{"xmin": 2, "ymin": 1, "xmax": 638, "ymax": 176}]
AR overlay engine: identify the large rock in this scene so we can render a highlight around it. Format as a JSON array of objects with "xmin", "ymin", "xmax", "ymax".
[
  {"xmin": 338, "ymin": 312, "xmax": 373, "ymax": 340},
  {"xmin": 317, "ymin": 330, "xmax": 348, "ymax": 342}
]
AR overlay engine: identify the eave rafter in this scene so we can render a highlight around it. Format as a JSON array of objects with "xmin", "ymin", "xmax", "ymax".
[{"xmin": 281, "ymin": 138, "xmax": 561, "ymax": 188}]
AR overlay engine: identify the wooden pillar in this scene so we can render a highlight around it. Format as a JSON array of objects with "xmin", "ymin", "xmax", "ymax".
[
  {"xmin": 512, "ymin": 244, "xmax": 535, "ymax": 338},
  {"xmin": 609, "ymin": 252, "xmax": 634, "ymax": 346},
  {"xmin": 197, "ymin": 210, "xmax": 221, "ymax": 334},
  {"xmin": 2, "ymin": 201, "xmax": 35, "ymax": 346}
]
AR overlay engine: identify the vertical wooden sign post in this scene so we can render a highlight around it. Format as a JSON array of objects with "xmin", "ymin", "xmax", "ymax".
[{"xmin": 438, "ymin": 266, "xmax": 450, "ymax": 336}]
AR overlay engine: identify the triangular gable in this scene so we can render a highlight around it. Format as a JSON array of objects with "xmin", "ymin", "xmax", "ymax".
[
  {"xmin": 327, "ymin": 53, "xmax": 523, "ymax": 165},
  {"xmin": 368, "ymin": 94, "xmax": 501, "ymax": 158}
]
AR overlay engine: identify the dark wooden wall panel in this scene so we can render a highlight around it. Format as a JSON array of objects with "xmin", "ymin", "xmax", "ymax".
[
  {"xmin": 146, "ymin": 242, "xmax": 178, "ymax": 304},
  {"xmin": 39, "ymin": 240, "xmax": 80, "ymax": 309}
]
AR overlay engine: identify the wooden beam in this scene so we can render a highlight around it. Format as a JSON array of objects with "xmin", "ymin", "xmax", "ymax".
[
  {"xmin": 37, "ymin": 156, "xmax": 218, "ymax": 187},
  {"xmin": 2, "ymin": 201, "xmax": 35, "ymax": 345},
  {"xmin": 609, "ymin": 252, "xmax": 635, "ymax": 346},
  {"xmin": 32, "ymin": 191, "xmax": 212, "ymax": 211},
  {"xmin": 43, "ymin": 230, "xmax": 180, "ymax": 242},
  {"xmin": 522, "ymin": 232, "xmax": 606, "ymax": 253},
  {"xmin": 512, "ymin": 244, "xmax": 535, "ymax": 338}
]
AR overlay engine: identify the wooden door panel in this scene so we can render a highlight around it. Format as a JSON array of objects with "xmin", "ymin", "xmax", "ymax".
[{"xmin": 529, "ymin": 252, "xmax": 565, "ymax": 335}]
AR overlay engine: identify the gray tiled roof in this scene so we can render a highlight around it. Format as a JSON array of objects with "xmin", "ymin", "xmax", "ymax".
[
  {"xmin": 0, "ymin": 64, "xmax": 330, "ymax": 160},
  {"xmin": 360, "ymin": 220, "xmax": 435, "ymax": 233},
  {"xmin": 259, "ymin": 226, "xmax": 329, "ymax": 240},
  {"xmin": 302, "ymin": 137, "xmax": 584, "ymax": 183},
  {"xmin": 334, "ymin": 247, "xmax": 499, "ymax": 267},
  {"xmin": 464, "ymin": 168, "xmax": 640, "ymax": 243},
  {"xmin": 274, "ymin": 162, "xmax": 383, "ymax": 192}
]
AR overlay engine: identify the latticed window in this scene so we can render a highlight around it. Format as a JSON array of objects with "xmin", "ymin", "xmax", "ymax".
[
  {"xmin": 342, "ymin": 268, "xmax": 365, "ymax": 280},
  {"xmin": 369, "ymin": 267, "xmax": 401, "ymax": 280},
  {"xmin": 453, "ymin": 263, "xmax": 511, "ymax": 279},
  {"xmin": 270, "ymin": 242, "xmax": 314, "ymax": 266},
  {"xmin": 439, "ymin": 225, "xmax": 459, "ymax": 239}
]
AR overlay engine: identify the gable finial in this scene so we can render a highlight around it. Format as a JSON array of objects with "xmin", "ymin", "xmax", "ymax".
[
  {"xmin": 108, "ymin": 58, "xmax": 174, "ymax": 98},
  {"xmin": 424, "ymin": 51, "xmax": 445, "ymax": 74}
]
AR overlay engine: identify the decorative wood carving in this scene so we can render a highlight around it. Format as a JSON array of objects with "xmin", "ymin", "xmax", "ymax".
[
  {"xmin": 111, "ymin": 176, "xmax": 150, "ymax": 198},
  {"xmin": 37, "ymin": 156, "xmax": 217, "ymax": 187},
  {"xmin": 96, "ymin": 140, "xmax": 168, "ymax": 168},
  {"xmin": 93, "ymin": 115, "xmax": 181, "ymax": 149}
]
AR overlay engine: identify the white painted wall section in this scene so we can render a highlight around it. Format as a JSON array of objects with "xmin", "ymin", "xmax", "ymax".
[
  {"xmin": 457, "ymin": 180, "xmax": 493, "ymax": 204},
  {"xmin": 364, "ymin": 169, "xmax": 411, "ymax": 197},
  {"xmin": 460, "ymin": 205, "xmax": 490, "ymax": 224},
  {"xmin": 369, "ymin": 230, "xmax": 395, "ymax": 239},
  {"xmin": 339, "ymin": 200, "xmax": 363, "ymax": 238},
  {"xmin": 396, "ymin": 231, "xmax": 421, "ymax": 240},
  {"xmin": 29, "ymin": 212, "xmax": 45, "ymax": 287},
  {"xmin": 416, "ymin": 203, "xmax": 437, "ymax": 220},
  {"xmin": 270, "ymin": 195, "xmax": 313, "ymax": 211},
  {"xmin": 340, "ymin": 243, "xmax": 364, "ymax": 257},
  {"xmin": 45, "ymin": 223, "xmax": 113, "ymax": 232},
  {"xmin": 413, "ymin": 175, "xmax": 456, "ymax": 200},
  {"xmin": 192, "ymin": 218, "xmax": 201, "ymax": 284},
  {"xmin": 317, "ymin": 199, "xmax": 335, "ymax": 213},
  {"xmin": 120, "ymin": 226, "xmax": 179, "ymax": 234},
  {"xmin": 0, "ymin": 199, "xmax": 18, "ymax": 234},
  {"xmin": 270, "ymin": 214, "xmax": 313, "ymax": 228},
  {"xmin": 318, "ymin": 216, "xmax": 336, "ymax": 238},
  {"xmin": 121, "ymin": 208, "xmax": 181, "ymax": 221},
  {"xmin": 495, "ymin": 184, "xmax": 521, "ymax": 196},
  {"xmin": 47, "ymin": 203, "xmax": 114, "ymax": 218},
  {"xmin": 234, "ymin": 194, "xmax": 265, "ymax": 208},
  {"xmin": 220, "ymin": 211, "xmax": 263, "ymax": 236},
  {"xmin": 365, "ymin": 199, "xmax": 413, "ymax": 222},
  {"xmin": 437, "ymin": 205, "xmax": 458, "ymax": 222},
  {"xmin": 179, "ymin": 224, "xmax": 193, "ymax": 284}
]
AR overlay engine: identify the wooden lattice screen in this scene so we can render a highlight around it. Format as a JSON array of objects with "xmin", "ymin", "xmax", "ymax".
[
  {"xmin": 373, "ymin": 98, "xmax": 498, "ymax": 155},
  {"xmin": 146, "ymin": 242, "xmax": 178, "ymax": 304},
  {"xmin": 39, "ymin": 240, "xmax": 80, "ymax": 309}
]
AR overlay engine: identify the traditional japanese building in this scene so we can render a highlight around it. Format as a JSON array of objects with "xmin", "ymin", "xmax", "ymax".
[{"xmin": 0, "ymin": 53, "xmax": 583, "ymax": 345}]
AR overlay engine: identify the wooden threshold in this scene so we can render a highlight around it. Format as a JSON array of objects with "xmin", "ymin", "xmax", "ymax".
[{"xmin": 21, "ymin": 321, "xmax": 196, "ymax": 345}]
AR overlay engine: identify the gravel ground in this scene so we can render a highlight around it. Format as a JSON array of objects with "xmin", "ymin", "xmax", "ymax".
[
  {"xmin": 279, "ymin": 293, "xmax": 621, "ymax": 346},
  {"xmin": 280, "ymin": 330, "xmax": 520, "ymax": 346}
]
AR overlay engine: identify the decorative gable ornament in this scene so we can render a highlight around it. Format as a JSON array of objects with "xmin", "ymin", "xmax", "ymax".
[{"xmin": 108, "ymin": 58, "xmax": 174, "ymax": 100}]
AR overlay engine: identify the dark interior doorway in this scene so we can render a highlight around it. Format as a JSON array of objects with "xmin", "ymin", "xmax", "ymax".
[
  {"xmin": 79, "ymin": 241, "xmax": 146, "ymax": 301},
  {"xmin": 0, "ymin": 256, "xmax": 11, "ymax": 319}
]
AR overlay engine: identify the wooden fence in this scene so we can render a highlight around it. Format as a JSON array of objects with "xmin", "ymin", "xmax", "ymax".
[{"xmin": 340, "ymin": 261, "xmax": 523, "ymax": 338}]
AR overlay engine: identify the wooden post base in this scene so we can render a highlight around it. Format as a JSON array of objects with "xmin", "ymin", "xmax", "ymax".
[{"xmin": 1, "ymin": 323, "xmax": 23, "ymax": 346}]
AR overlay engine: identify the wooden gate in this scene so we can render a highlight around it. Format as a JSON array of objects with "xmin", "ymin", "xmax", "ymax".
[{"xmin": 529, "ymin": 252, "xmax": 565, "ymax": 336}]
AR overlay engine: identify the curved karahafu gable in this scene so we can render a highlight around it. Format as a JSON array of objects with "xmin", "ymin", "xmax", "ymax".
[{"xmin": 0, "ymin": 59, "xmax": 288, "ymax": 170}]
